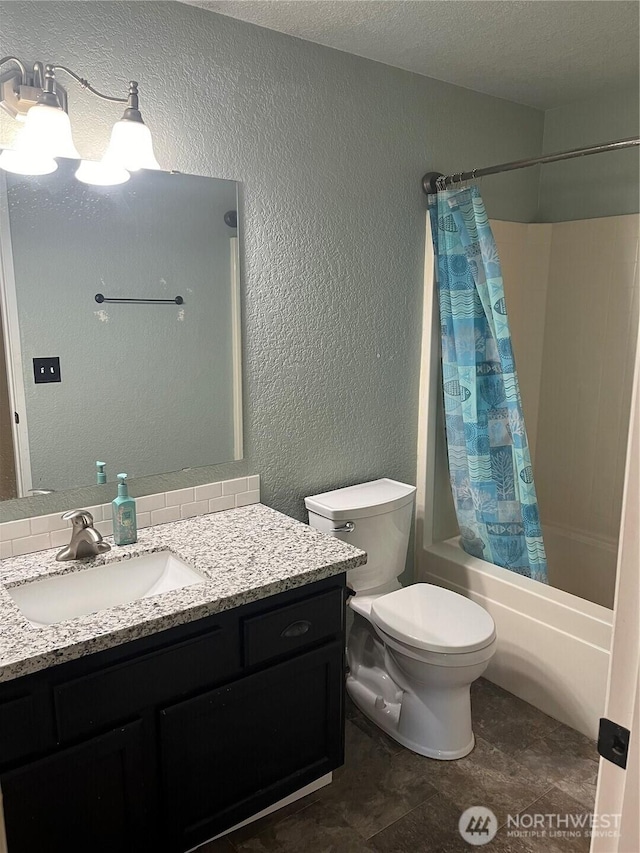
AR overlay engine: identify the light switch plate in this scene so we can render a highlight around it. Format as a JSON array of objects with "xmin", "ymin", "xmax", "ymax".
[{"xmin": 33, "ymin": 357, "xmax": 61, "ymax": 384}]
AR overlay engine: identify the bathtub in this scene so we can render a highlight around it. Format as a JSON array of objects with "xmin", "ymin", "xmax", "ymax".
[{"xmin": 417, "ymin": 537, "xmax": 613, "ymax": 740}]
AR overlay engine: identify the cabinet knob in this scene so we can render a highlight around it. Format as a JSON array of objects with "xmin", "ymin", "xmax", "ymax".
[{"xmin": 281, "ymin": 620, "xmax": 311, "ymax": 638}]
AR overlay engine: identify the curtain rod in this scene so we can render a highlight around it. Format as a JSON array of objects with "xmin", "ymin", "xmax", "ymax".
[{"xmin": 422, "ymin": 136, "xmax": 640, "ymax": 195}]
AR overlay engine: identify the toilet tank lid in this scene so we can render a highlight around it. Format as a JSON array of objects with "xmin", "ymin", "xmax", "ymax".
[{"xmin": 304, "ymin": 478, "xmax": 416, "ymax": 521}]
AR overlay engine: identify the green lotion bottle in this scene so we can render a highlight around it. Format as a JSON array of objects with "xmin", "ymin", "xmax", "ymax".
[{"xmin": 112, "ymin": 473, "xmax": 137, "ymax": 545}]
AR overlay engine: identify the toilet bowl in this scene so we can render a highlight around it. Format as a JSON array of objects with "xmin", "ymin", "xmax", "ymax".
[{"xmin": 305, "ymin": 478, "xmax": 497, "ymax": 760}]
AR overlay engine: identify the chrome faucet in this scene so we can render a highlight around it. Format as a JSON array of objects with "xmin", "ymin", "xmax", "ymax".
[{"xmin": 56, "ymin": 509, "xmax": 111, "ymax": 562}]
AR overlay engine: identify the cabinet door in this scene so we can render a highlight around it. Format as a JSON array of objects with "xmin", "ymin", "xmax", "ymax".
[
  {"xmin": 159, "ymin": 641, "xmax": 344, "ymax": 850},
  {"xmin": 1, "ymin": 720, "xmax": 148, "ymax": 853}
]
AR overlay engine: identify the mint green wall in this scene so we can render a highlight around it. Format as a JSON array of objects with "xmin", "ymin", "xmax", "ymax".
[{"xmin": 538, "ymin": 87, "xmax": 640, "ymax": 222}]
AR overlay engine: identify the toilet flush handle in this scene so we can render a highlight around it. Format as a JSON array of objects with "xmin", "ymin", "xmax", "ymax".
[{"xmin": 332, "ymin": 521, "xmax": 355, "ymax": 533}]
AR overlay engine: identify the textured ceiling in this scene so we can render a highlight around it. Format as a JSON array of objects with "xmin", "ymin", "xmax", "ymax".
[{"xmin": 185, "ymin": 0, "xmax": 640, "ymax": 109}]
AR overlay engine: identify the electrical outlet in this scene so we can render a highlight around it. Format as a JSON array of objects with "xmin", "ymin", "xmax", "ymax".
[{"xmin": 33, "ymin": 357, "xmax": 61, "ymax": 384}]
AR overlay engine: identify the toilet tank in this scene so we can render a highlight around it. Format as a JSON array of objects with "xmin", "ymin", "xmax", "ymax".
[{"xmin": 305, "ymin": 479, "xmax": 416, "ymax": 593}]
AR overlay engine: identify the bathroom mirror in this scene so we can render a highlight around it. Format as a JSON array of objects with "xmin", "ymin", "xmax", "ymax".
[{"xmin": 0, "ymin": 162, "xmax": 243, "ymax": 503}]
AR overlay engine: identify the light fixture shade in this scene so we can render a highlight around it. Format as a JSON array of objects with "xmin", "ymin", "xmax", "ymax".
[
  {"xmin": 75, "ymin": 158, "xmax": 130, "ymax": 187},
  {"xmin": 105, "ymin": 119, "xmax": 160, "ymax": 171},
  {"xmin": 0, "ymin": 146, "xmax": 58, "ymax": 176},
  {"xmin": 20, "ymin": 103, "xmax": 80, "ymax": 160},
  {"xmin": 0, "ymin": 102, "xmax": 80, "ymax": 176}
]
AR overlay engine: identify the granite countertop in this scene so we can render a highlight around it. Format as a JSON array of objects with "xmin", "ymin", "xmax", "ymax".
[{"xmin": 0, "ymin": 504, "xmax": 366, "ymax": 683}]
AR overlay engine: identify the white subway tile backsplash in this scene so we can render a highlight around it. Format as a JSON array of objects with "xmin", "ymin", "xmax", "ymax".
[
  {"xmin": 30, "ymin": 513, "xmax": 58, "ymax": 536},
  {"xmin": 1, "ymin": 519, "xmax": 31, "ymax": 541},
  {"xmin": 181, "ymin": 500, "xmax": 209, "ymax": 519},
  {"xmin": 45, "ymin": 513, "xmax": 69, "ymax": 532},
  {"xmin": 50, "ymin": 529, "xmax": 71, "ymax": 548},
  {"xmin": 0, "ymin": 475, "xmax": 262, "ymax": 559},
  {"xmin": 222, "ymin": 478, "xmax": 248, "ymax": 496},
  {"xmin": 85, "ymin": 506, "xmax": 103, "ymax": 523},
  {"xmin": 150, "ymin": 506, "xmax": 181, "ymax": 526},
  {"xmin": 136, "ymin": 493, "xmax": 165, "ymax": 513},
  {"xmin": 12, "ymin": 533, "xmax": 51, "ymax": 556},
  {"xmin": 208, "ymin": 495, "xmax": 235, "ymax": 513},
  {"xmin": 165, "ymin": 488, "xmax": 195, "ymax": 507},
  {"xmin": 94, "ymin": 521, "xmax": 112, "ymax": 537},
  {"xmin": 236, "ymin": 490, "xmax": 261, "ymax": 508},
  {"xmin": 194, "ymin": 482, "xmax": 222, "ymax": 502}
]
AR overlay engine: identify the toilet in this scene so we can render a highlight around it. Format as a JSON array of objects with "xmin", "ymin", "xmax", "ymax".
[{"xmin": 305, "ymin": 478, "xmax": 497, "ymax": 760}]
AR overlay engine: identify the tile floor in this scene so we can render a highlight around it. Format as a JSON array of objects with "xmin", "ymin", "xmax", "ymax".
[{"xmin": 201, "ymin": 679, "xmax": 599, "ymax": 852}]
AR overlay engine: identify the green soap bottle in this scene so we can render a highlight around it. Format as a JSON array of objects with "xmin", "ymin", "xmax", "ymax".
[
  {"xmin": 96, "ymin": 461, "xmax": 107, "ymax": 485},
  {"xmin": 112, "ymin": 473, "xmax": 137, "ymax": 546}
]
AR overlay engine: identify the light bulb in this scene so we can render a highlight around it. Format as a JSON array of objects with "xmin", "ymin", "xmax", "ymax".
[
  {"xmin": 0, "ymin": 146, "xmax": 58, "ymax": 176},
  {"xmin": 0, "ymin": 101, "xmax": 79, "ymax": 177},
  {"xmin": 19, "ymin": 103, "xmax": 80, "ymax": 160},
  {"xmin": 104, "ymin": 119, "xmax": 160, "ymax": 172},
  {"xmin": 75, "ymin": 158, "xmax": 130, "ymax": 187}
]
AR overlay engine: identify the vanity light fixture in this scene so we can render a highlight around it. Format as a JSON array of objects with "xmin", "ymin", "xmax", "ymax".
[{"xmin": 0, "ymin": 57, "xmax": 160, "ymax": 185}]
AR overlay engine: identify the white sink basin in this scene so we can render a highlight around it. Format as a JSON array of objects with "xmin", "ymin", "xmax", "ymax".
[{"xmin": 7, "ymin": 551, "xmax": 205, "ymax": 627}]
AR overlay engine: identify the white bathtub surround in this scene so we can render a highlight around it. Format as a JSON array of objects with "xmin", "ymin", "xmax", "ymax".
[
  {"xmin": 494, "ymin": 214, "xmax": 639, "ymax": 609},
  {"xmin": 0, "ymin": 502, "xmax": 366, "ymax": 682},
  {"xmin": 490, "ymin": 220, "xmax": 552, "ymax": 468},
  {"xmin": 0, "ymin": 475, "xmax": 261, "ymax": 559}
]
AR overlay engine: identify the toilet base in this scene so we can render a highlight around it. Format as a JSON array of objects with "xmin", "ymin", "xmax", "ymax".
[{"xmin": 346, "ymin": 675, "xmax": 476, "ymax": 760}]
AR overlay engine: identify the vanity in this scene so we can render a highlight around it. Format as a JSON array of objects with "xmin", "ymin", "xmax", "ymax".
[
  {"xmin": 0, "ymin": 504, "xmax": 366, "ymax": 852},
  {"xmin": 0, "ymin": 115, "xmax": 370, "ymax": 852}
]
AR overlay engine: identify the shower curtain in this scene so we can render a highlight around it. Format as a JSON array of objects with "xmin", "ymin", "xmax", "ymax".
[{"xmin": 429, "ymin": 186, "xmax": 547, "ymax": 583}]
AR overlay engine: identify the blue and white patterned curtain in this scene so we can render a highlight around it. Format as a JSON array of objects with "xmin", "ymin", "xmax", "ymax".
[{"xmin": 428, "ymin": 186, "xmax": 547, "ymax": 583}]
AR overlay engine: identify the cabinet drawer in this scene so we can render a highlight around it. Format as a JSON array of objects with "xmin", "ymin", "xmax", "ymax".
[
  {"xmin": 243, "ymin": 588, "xmax": 343, "ymax": 667},
  {"xmin": 54, "ymin": 623, "xmax": 239, "ymax": 741}
]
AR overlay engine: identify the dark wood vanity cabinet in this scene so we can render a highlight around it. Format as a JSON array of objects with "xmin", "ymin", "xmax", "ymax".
[
  {"xmin": 0, "ymin": 574, "xmax": 347, "ymax": 853},
  {"xmin": 1, "ymin": 721, "xmax": 149, "ymax": 852}
]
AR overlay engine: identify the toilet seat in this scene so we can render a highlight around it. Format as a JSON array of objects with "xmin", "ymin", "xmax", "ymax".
[
  {"xmin": 370, "ymin": 583, "xmax": 496, "ymax": 655},
  {"xmin": 373, "ymin": 623, "xmax": 497, "ymax": 668}
]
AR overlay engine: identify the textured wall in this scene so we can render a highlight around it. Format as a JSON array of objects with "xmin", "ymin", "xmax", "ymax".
[
  {"xmin": 538, "ymin": 86, "xmax": 640, "ymax": 221},
  {"xmin": 0, "ymin": 1, "xmax": 544, "ymax": 523}
]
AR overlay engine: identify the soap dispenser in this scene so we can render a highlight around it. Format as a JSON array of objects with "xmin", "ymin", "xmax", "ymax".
[
  {"xmin": 96, "ymin": 461, "xmax": 107, "ymax": 485},
  {"xmin": 112, "ymin": 473, "xmax": 137, "ymax": 546}
]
